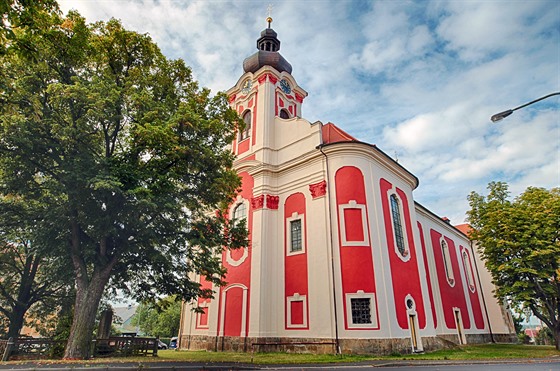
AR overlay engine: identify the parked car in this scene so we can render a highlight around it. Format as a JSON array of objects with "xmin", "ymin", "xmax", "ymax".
[
  {"xmin": 169, "ymin": 337, "xmax": 177, "ymax": 349},
  {"xmin": 157, "ymin": 340, "xmax": 168, "ymax": 349}
]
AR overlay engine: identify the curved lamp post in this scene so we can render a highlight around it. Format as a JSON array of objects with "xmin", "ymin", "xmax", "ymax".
[{"xmin": 490, "ymin": 92, "xmax": 560, "ymax": 122}]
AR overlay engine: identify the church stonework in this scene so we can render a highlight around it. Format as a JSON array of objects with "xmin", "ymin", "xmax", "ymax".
[{"xmin": 178, "ymin": 20, "xmax": 516, "ymax": 355}]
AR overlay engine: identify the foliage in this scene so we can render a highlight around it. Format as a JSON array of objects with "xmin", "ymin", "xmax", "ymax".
[
  {"xmin": 0, "ymin": 4, "xmax": 247, "ymax": 358},
  {"xmin": 536, "ymin": 326, "xmax": 555, "ymax": 346},
  {"xmin": 517, "ymin": 332, "xmax": 531, "ymax": 344},
  {"xmin": 0, "ymin": 198, "xmax": 73, "ymax": 339},
  {"xmin": 467, "ymin": 182, "xmax": 560, "ymax": 350},
  {"xmin": 131, "ymin": 297, "xmax": 181, "ymax": 338},
  {"xmin": 511, "ymin": 313, "xmax": 524, "ymax": 335},
  {"xmin": 0, "ymin": 0, "xmax": 60, "ymax": 54}
]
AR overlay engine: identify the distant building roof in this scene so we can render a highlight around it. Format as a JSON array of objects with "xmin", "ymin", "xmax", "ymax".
[{"xmin": 112, "ymin": 305, "xmax": 138, "ymax": 333}]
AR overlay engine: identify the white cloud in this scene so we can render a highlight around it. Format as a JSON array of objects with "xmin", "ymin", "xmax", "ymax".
[
  {"xmin": 348, "ymin": 1, "xmax": 435, "ymax": 75},
  {"xmin": 57, "ymin": 0, "xmax": 560, "ymax": 224},
  {"xmin": 435, "ymin": 1, "xmax": 555, "ymax": 62}
]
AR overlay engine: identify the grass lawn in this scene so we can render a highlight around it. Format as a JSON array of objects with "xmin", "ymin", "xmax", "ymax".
[
  {"xmin": 155, "ymin": 344, "xmax": 559, "ymax": 363},
  {"xmin": 386, "ymin": 344, "xmax": 560, "ymax": 360},
  {"xmin": 1, "ymin": 344, "xmax": 558, "ymax": 366}
]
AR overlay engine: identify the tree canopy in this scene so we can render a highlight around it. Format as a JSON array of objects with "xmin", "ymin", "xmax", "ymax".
[
  {"xmin": 0, "ymin": 0, "xmax": 60, "ymax": 54},
  {"xmin": 130, "ymin": 297, "xmax": 181, "ymax": 338},
  {"xmin": 0, "ymin": 6, "xmax": 247, "ymax": 358},
  {"xmin": 467, "ymin": 182, "xmax": 560, "ymax": 349},
  {"xmin": 0, "ymin": 197, "xmax": 73, "ymax": 339}
]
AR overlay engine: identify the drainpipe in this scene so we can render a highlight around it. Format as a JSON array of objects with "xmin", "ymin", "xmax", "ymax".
[
  {"xmin": 319, "ymin": 144, "xmax": 341, "ymax": 355},
  {"xmin": 469, "ymin": 240, "xmax": 495, "ymax": 343}
]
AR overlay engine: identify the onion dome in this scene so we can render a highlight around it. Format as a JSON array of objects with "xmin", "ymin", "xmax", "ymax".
[{"xmin": 243, "ymin": 17, "xmax": 292, "ymax": 74}]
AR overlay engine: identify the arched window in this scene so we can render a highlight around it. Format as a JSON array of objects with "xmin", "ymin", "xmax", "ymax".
[
  {"xmin": 390, "ymin": 194, "xmax": 407, "ymax": 257},
  {"xmin": 233, "ymin": 202, "xmax": 247, "ymax": 224},
  {"xmin": 279, "ymin": 109, "xmax": 290, "ymax": 119},
  {"xmin": 239, "ymin": 111, "xmax": 251, "ymax": 141},
  {"xmin": 441, "ymin": 239, "xmax": 455, "ymax": 285},
  {"xmin": 462, "ymin": 250, "xmax": 475, "ymax": 291}
]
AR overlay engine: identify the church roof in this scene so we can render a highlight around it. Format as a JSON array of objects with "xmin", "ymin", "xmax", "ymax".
[
  {"xmin": 321, "ymin": 122, "xmax": 357, "ymax": 144},
  {"xmin": 454, "ymin": 223, "xmax": 472, "ymax": 236},
  {"xmin": 243, "ymin": 19, "xmax": 292, "ymax": 74}
]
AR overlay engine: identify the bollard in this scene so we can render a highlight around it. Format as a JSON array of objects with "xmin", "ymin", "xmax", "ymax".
[{"xmin": 2, "ymin": 337, "xmax": 14, "ymax": 362}]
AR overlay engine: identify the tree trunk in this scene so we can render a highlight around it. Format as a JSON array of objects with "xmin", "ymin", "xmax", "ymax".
[
  {"xmin": 6, "ymin": 251, "xmax": 39, "ymax": 338},
  {"xmin": 6, "ymin": 304, "xmax": 26, "ymax": 339},
  {"xmin": 555, "ymin": 327, "xmax": 560, "ymax": 351},
  {"xmin": 63, "ymin": 272, "xmax": 109, "ymax": 359}
]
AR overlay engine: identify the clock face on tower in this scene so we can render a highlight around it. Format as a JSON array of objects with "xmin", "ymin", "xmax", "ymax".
[
  {"xmin": 241, "ymin": 79, "xmax": 252, "ymax": 94},
  {"xmin": 279, "ymin": 79, "xmax": 291, "ymax": 94}
]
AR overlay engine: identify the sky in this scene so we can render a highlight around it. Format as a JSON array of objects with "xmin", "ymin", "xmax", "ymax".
[{"xmin": 58, "ymin": 0, "xmax": 559, "ymax": 225}]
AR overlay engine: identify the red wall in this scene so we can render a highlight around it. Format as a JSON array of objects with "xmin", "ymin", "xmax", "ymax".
[
  {"xmin": 379, "ymin": 178, "xmax": 426, "ymax": 330},
  {"xmin": 429, "ymin": 229, "xmax": 471, "ymax": 330},
  {"xmin": 460, "ymin": 246, "xmax": 485, "ymax": 329},
  {"xmin": 284, "ymin": 193, "xmax": 309, "ymax": 329},
  {"xmin": 217, "ymin": 172, "xmax": 254, "ymax": 336},
  {"xmin": 417, "ymin": 222, "xmax": 437, "ymax": 328},
  {"xmin": 196, "ymin": 277, "xmax": 213, "ymax": 329},
  {"xmin": 233, "ymin": 92, "xmax": 258, "ymax": 155},
  {"xmin": 335, "ymin": 166, "xmax": 379, "ymax": 330},
  {"xmin": 223, "ymin": 287, "xmax": 244, "ymax": 336}
]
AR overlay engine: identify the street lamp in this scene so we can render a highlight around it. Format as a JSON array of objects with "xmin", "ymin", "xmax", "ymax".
[{"xmin": 490, "ymin": 92, "xmax": 560, "ymax": 122}]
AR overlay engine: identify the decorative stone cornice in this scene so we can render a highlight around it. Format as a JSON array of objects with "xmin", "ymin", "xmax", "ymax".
[
  {"xmin": 309, "ymin": 180, "xmax": 327, "ymax": 199},
  {"xmin": 257, "ymin": 72, "xmax": 278, "ymax": 85},
  {"xmin": 251, "ymin": 195, "xmax": 265, "ymax": 210},
  {"xmin": 266, "ymin": 195, "xmax": 279, "ymax": 210},
  {"xmin": 250, "ymin": 194, "xmax": 279, "ymax": 210}
]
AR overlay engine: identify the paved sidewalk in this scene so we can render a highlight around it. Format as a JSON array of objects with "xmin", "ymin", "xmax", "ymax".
[{"xmin": 0, "ymin": 357, "xmax": 559, "ymax": 371}]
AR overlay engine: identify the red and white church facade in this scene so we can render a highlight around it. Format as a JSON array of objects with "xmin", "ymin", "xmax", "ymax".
[{"xmin": 178, "ymin": 21, "xmax": 516, "ymax": 354}]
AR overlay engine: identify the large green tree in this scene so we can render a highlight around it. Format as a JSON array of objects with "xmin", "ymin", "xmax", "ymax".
[
  {"xmin": 467, "ymin": 182, "xmax": 560, "ymax": 349},
  {"xmin": 0, "ymin": 8, "xmax": 246, "ymax": 359}
]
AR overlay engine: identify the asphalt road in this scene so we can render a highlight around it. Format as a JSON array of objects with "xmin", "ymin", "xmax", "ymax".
[
  {"xmin": 264, "ymin": 361, "xmax": 560, "ymax": 370},
  {"xmin": 0, "ymin": 359, "xmax": 559, "ymax": 370}
]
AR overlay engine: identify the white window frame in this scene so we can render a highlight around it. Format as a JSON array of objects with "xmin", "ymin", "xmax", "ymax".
[
  {"xmin": 387, "ymin": 191, "xmax": 410, "ymax": 262},
  {"xmin": 338, "ymin": 200, "xmax": 369, "ymax": 247},
  {"xmin": 346, "ymin": 291, "xmax": 378, "ymax": 329},
  {"xmin": 440, "ymin": 238, "xmax": 455, "ymax": 286},
  {"xmin": 286, "ymin": 293, "xmax": 308, "ymax": 328},
  {"xmin": 226, "ymin": 198, "xmax": 249, "ymax": 266},
  {"xmin": 461, "ymin": 249, "xmax": 476, "ymax": 292},
  {"xmin": 196, "ymin": 302, "xmax": 210, "ymax": 329},
  {"xmin": 286, "ymin": 212, "xmax": 306, "ymax": 256},
  {"xmin": 239, "ymin": 110, "xmax": 251, "ymax": 141}
]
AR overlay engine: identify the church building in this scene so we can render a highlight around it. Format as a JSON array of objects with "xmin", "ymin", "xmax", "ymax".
[{"xmin": 178, "ymin": 19, "xmax": 516, "ymax": 355}]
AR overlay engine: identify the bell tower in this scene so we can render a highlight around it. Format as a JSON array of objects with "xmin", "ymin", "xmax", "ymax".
[{"xmin": 227, "ymin": 17, "xmax": 308, "ymax": 163}]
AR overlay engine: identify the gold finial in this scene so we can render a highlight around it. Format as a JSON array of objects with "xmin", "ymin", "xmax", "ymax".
[{"xmin": 267, "ymin": 4, "xmax": 273, "ymax": 28}]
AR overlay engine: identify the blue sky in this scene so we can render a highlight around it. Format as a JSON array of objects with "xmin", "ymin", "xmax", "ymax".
[{"xmin": 59, "ymin": 0, "xmax": 559, "ymax": 225}]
